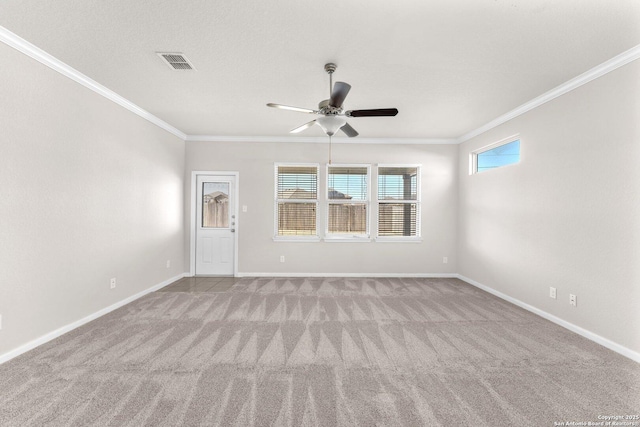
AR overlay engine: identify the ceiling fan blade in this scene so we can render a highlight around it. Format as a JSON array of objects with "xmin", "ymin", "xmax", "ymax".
[
  {"xmin": 290, "ymin": 120, "xmax": 317, "ymax": 134},
  {"xmin": 346, "ymin": 108, "xmax": 398, "ymax": 117},
  {"xmin": 267, "ymin": 103, "xmax": 317, "ymax": 114},
  {"xmin": 330, "ymin": 82, "xmax": 351, "ymax": 108},
  {"xmin": 340, "ymin": 122, "xmax": 359, "ymax": 138}
]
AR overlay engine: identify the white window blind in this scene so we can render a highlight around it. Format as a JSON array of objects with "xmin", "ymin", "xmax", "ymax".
[
  {"xmin": 377, "ymin": 166, "xmax": 420, "ymax": 237},
  {"xmin": 275, "ymin": 165, "xmax": 318, "ymax": 237},
  {"xmin": 327, "ymin": 165, "xmax": 369, "ymax": 237}
]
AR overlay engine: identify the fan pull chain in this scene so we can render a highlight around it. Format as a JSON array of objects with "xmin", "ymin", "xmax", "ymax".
[{"xmin": 330, "ymin": 68, "xmax": 333, "ymax": 165}]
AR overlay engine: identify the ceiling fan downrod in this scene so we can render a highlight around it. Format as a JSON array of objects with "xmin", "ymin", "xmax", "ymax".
[{"xmin": 324, "ymin": 63, "xmax": 337, "ymax": 99}]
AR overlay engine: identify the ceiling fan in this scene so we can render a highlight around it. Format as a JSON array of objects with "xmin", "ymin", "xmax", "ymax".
[{"xmin": 267, "ymin": 63, "xmax": 398, "ymax": 138}]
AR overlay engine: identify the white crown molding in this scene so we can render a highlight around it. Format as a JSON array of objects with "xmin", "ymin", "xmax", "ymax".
[
  {"xmin": 0, "ymin": 272, "xmax": 186, "ymax": 365},
  {"xmin": 457, "ymin": 43, "xmax": 640, "ymax": 143},
  {"xmin": 457, "ymin": 274, "xmax": 640, "ymax": 363},
  {"xmin": 3, "ymin": 24, "xmax": 638, "ymax": 146},
  {"xmin": 0, "ymin": 25, "xmax": 187, "ymax": 140},
  {"xmin": 185, "ymin": 42, "xmax": 640, "ymax": 145},
  {"xmin": 185, "ymin": 135, "xmax": 458, "ymax": 144}
]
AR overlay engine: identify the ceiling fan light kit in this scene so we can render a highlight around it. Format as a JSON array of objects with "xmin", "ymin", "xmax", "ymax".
[
  {"xmin": 316, "ymin": 115, "xmax": 347, "ymax": 136},
  {"xmin": 267, "ymin": 63, "xmax": 399, "ymax": 138}
]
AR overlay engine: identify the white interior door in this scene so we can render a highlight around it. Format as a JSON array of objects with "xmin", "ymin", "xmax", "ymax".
[{"xmin": 195, "ymin": 174, "xmax": 236, "ymax": 275}]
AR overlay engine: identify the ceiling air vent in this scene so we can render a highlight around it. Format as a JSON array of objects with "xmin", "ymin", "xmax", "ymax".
[{"xmin": 157, "ymin": 52, "xmax": 195, "ymax": 71}]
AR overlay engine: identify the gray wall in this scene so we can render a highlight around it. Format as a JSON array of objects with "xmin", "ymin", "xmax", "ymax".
[
  {"xmin": 457, "ymin": 59, "xmax": 640, "ymax": 354},
  {"xmin": 0, "ymin": 43, "xmax": 185, "ymax": 356},
  {"xmin": 185, "ymin": 141, "xmax": 459, "ymax": 276},
  {"xmin": 2, "ymin": 35, "xmax": 637, "ymax": 360}
]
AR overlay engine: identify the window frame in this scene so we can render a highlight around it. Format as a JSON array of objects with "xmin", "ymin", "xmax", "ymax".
[
  {"xmin": 375, "ymin": 164, "xmax": 422, "ymax": 242},
  {"xmin": 470, "ymin": 134, "xmax": 521, "ymax": 175},
  {"xmin": 324, "ymin": 163, "xmax": 371, "ymax": 242},
  {"xmin": 273, "ymin": 162, "xmax": 320, "ymax": 242}
]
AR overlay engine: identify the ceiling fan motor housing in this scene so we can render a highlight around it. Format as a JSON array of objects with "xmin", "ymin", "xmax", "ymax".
[{"xmin": 318, "ymin": 99, "xmax": 341, "ymax": 115}]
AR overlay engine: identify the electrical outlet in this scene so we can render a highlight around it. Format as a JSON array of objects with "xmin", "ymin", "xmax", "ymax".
[
  {"xmin": 549, "ymin": 287, "xmax": 556, "ymax": 299},
  {"xmin": 110, "ymin": 278, "xmax": 117, "ymax": 289},
  {"xmin": 569, "ymin": 294, "xmax": 577, "ymax": 307},
  {"xmin": 166, "ymin": 260, "xmax": 171, "ymax": 268},
  {"xmin": 443, "ymin": 257, "xmax": 448, "ymax": 264},
  {"xmin": 242, "ymin": 205, "xmax": 248, "ymax": 212},
  {"xmin": 280, "ymin": 255, "xmax": 285, "ymax": 263},
  {"xmin": 0, "ymin": 314, "xmax": 3, "ymax": 330}
]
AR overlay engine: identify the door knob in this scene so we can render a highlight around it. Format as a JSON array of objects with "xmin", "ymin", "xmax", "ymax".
[{"xmin": 231, "ymin": 229, "xmax": 235, "ymax": 232}]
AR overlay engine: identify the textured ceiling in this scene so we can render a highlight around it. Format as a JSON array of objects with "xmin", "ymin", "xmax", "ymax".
[{"xmin": 1, "ymin": 0, "xmax": 639, "ymax": 138}]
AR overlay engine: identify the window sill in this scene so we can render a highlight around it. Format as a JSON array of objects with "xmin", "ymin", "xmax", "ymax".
[
  {"xmin": 323, "ymin": 236, "xmax": 371, "ymax": 243},
  {"xmin": 273, "ymin": 236, "xmax": 321, "ymax": 243},
  {"xmin": 374, "ymin": 237, "xmax": 423, "ymax": 243}
]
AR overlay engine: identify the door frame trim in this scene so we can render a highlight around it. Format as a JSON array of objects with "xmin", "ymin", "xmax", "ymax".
[{"xmin": 190, "ymin": 171, "xmax": 239, "ymax": 277}]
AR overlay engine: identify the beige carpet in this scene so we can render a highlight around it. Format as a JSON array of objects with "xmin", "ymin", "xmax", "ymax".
[{"xmin": 1, "ymin": 277, "xmax": 638, "ymax": 426}]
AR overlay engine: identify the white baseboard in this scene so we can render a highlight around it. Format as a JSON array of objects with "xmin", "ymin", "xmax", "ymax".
[
  {"xmin": 0, "ymin": 272, "xmax": 186, "ymax": 365},
  {"xmin": 456, "ymin": 274, "xmax": 640, "ymax": 364},
  {"xmin": 236, "ymin": 272, "xmax": 458, "ymax": 278}
]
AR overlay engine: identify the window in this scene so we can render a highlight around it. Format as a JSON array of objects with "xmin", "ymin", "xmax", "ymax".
[
  {"xmin": 202, "ymin": 182, "xmax": 229, "ymax": 228},
  {"xmin": 326, "ymin": 165, "xmax": 370, "ymax": 238},
  {"xmin": 472, "ymin": 137, "xmax": 520, "ymax": 173},
  {"xmin": 377, "ymin": 165, "xmax": 420, "ymax": 239},
  {"xmin": 275, "ymin": 164, "xmax": 318, "ymax": 238}
]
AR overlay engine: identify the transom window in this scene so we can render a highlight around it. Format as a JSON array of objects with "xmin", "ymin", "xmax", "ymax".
[
  {"xmin": 471, "ymin": 137, "xmax": 521, "ymax": 174},
  {"xmin": 326, "ymin": 165, "xmax": 370, "ymax": 238},
  {"xmin": 377, "ymin": 165, "xmax": 420, "ymax": 238}
]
